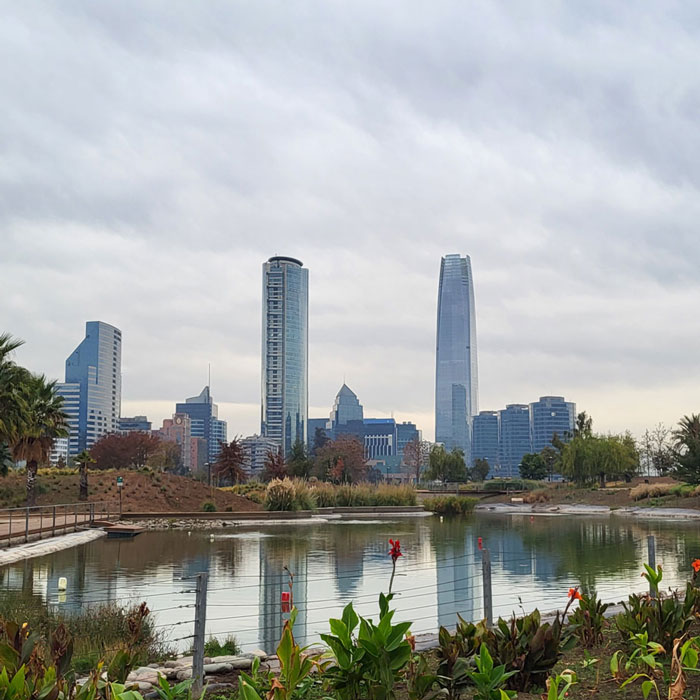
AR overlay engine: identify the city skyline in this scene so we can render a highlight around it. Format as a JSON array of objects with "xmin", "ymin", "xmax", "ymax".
[{"xmin": 4, "ymin": 3, "xmax": 699, "ymax": 441}]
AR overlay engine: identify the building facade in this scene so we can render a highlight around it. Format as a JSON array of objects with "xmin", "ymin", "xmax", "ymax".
[
  {"xmin": 530, "ymin": 396, "xmax": 575, "ymax": 453},
  {"xmin": 261, "ymin": 256, "xmax": 309, "ymax": 455},
  {"xmin": 241, "ymin": 434, "xmax": 279, "ymax": 478},
  {"xmin": 118, "ymin": 416, "xmax": 151, "ymax": 433},
  {"xmin": 363, "ymin": 418, "xmax": 397, "ymax": 459},
  {"xmin": 396, "ymin": 421, "xmax": 419, "ymax": 457},
  {"xmin": 175, "ymin": 386, "xmax": 227, "ymax": 463},
  {"xmin": 499, "ymin": 404, "xmax": 532, "ymax": 478},
  {"xmin": 472, "ymin": 411, "xmax": 500, "ymax": 475},
  {"xmin": 435, "ymin": 254, "xmax": 478, "ymax": 463},
  {"xmin": 57, "ymin": 321, "xmax": 122, "ymax": 458},
  {"xmin": 157, "ymin": 413, "xmax": 192, "ymax": 471}
]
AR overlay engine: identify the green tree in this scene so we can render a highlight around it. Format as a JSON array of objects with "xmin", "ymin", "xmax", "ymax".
[
  {"xmin": 11, "ymin": 374, "xmax": 69, "ymax": 505},
  {"xmin": 0, "ymin": 442, "xmax": 13, "ymax": 477},
  {"xmin": 0, "ymin": 333, "xmax": 27, "ymax": 449},
  {"xmin": 312, "ymin": 426, "xmax": 329, "ymax": 456},
  {"xmin": 471, "ymin": 457, "xmax": 490, "ymax": 482},
  {"xmin": 519, "ymin": 453, "xmax": 548, "ymax": 480},
  {"xmin": 539, "ymin": 445, "xmax": 559, "ymax": 478},
  {"xmin": 574, "ymin": 411, "xmax": 593, "ymax": 438},
  {"xmin": 560, "ymin": 433, "xmax": 639, "ymax": 486},
  {"xmin": 673, "ymin": 414, "xmax": 700, "ymax": 484},
  {"xmin": 425, "ymin": 445, "xmax": 467, "ymax": 483},
  {"xmin": 75, "ymin": 449, "xmax": 95, "ymax": 501},
  {"xmin": 287, "ymin": 439, "xmax": 312, "ymax": 478}
]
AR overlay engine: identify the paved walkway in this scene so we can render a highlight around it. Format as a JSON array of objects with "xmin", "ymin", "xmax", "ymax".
[{"xmin": 0, "ymin": 512, "xmax": 93, "ymax": 543}]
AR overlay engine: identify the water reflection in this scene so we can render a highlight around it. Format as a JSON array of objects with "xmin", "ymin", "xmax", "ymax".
[{"xmin": 1, "ymin": 514, "xmax": 699, "ymax": 652}]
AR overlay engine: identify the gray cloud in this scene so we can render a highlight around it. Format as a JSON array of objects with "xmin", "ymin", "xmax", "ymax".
[{"xmin": 2, "ymin": 1, "xmax": 700, "ymax": 439}]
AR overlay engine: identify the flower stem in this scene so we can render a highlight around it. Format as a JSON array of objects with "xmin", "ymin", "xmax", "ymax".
[{"xmin": 389, "ymin": 560, "xmax": 396, "ymax": 594}]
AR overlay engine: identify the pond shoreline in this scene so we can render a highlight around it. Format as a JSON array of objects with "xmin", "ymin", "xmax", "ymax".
[
  {"xmin": 477, "ymin": 502, "xmax": 700, "ymax": 519},
  {"xmin": 0, "ymin": 529, "xmax": 106, "ymax": 565}
]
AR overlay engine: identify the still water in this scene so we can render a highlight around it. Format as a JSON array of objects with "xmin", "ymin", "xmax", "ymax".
[{"xmin": 2, "ymin": 513, "xmax": 700, "ymax": 653}]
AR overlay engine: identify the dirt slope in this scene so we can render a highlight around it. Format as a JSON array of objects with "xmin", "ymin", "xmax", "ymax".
[{"xmin": 0, "ymin": 470, "xmax": 261, "ymax": 513}]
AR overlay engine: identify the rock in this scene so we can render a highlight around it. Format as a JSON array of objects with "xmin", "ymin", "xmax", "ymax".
[
  {"xmin": 249, "ymin": 649, "xmax": 267, "ymax": 659},
  {"xmin": 128, "ymin": 673, "xmax": 159, "ymax": 686},
  {"xmin": 148, "ymin": 663, "xmax": 161, "ymax": 669},
  {"xmin": 163, "ymin": 668, "xmax": 179, "ymax": 681},
  {"xmin": 230, "ymin": 657, "xmax": 254, "ymax": 669},
  {"xmin": 203, "ymin": 663, "xmax": 233, "ymax": 675},
  {"xmin": 202, "ymin": 655, "xmax": 238, "ymax": 664},
  {"xmin": 176, "ymin": 669, "xmax": 193, "ymax": 681},
  {"xmin": 127, "ymin": 682, "xmax": 154, "ymax": 692}
]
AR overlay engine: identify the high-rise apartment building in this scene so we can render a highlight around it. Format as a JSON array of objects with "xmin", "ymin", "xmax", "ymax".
[
  {"xmin": 118, "ymin": 416, "xmax": 151, "ymax": 433},
  {"xmin": 530, "ymin": 396, "xmax": 576, "ymax": 453},
  {"xmin": 472, "ymin": 411, "xmax": 500, "ymax": 474},
  {"xmin": 156, "ymin": 413, "xmax": 192, "ymax": 471},
  {"xmin": 261, "ymin": 256, "xmax": 309, "ymax": 455},
  {"xmin": 396, "ymin": 421, "xmax": 419, "ymax": 457},
  {"xmin": 56, "ymin": 321, "xmax": 122, "ymax": 458},
  {"xmin": 435, "ymin": 254, "xmax": 478, "ymax": 463},
  {"xmin": 176, "ymin": 386, "xmax": 227, "ymax": 463},
  {"xmin": 241, "ymin": 434, "xmax": 279, "ymax": 478},
  {"xmin": 499, "ymin": 404, "xmax": 531, "ymax": 478},
  {"xmin": 363, "ymin": 418, "xmax": 397, "ymax": 459}
]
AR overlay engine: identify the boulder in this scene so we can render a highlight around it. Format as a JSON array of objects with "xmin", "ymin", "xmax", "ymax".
[
  {"xmin": 176, "ymin": 669, "xmax": 193, "ymax": 681},
  {"xmin": 203, "ymin": 663, "xmax": 233, "ymax": 675}
]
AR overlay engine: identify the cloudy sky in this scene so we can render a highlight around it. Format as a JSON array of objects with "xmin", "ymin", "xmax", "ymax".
[{"xmin": 3, "ymin": 1, "xmax": 699, "ymax": 440}]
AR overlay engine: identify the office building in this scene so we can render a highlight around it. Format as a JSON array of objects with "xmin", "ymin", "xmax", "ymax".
[
  {"xmin": 396, "ymin": 421, "xmax": 419, "ymax": 456},
  {"xmin": 156, "ymin": 413, "xmax": 192, "ymax": 471},
  {"xmin": 499, "ymin": 404, "xmax": 532, "ymax": 478},
  {"xmin": 330, "ymin": 384, "xmax": 364, "ymax": 428},
  {"xmin": 176, "ymin": 386, "xmax": 227, "ymax": 463},
  {"xmin": 190, "ymin": 437, "xmax": 208, "ymax": 473},
  {"xmin": 261, "ymin": 256, "xmax": 309, "ymax": 455},
  {"xmin": 119, "ymin": 416, "xmax": 151, "ymax": 433},
  {"xmin": 56, "ymin": 321, "xmax": 121, "ymax": 457},
  {"xmin": 363, "ymin": 418, "xmax": 396, "ymax": 459},
  {"xmin": 472, "ymin": 411, "xmax": 500, "ymax": 475},
  {"xmin": 241, "ymin": 434, "xmax": 279, "ymax": 478},
  {"xmin": 435, "ymin": 254, "xmax": 479, "ymax": 463},
  {"xmin": 307, "ymin": 418, "xmax": 330, "ymax": 451},
  {"xmin": 530, "ymin": 396, "xmax": 575, "ymax": 453}
]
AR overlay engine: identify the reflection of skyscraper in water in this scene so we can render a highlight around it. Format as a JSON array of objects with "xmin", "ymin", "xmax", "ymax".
[
  {"xmin": 333, "ymin": 537, "xmax": 364, "ymax": 599},
  {"xmin": 490, "ymin": 530, "xmax": 557, "ymax": 580},
  {"xmin": 258, "ymin": 537, "xmax": 308, "ymax": 652},
  {"xmin": 435, "ymin": 536, "xmax": 481, "ymax": 628}
]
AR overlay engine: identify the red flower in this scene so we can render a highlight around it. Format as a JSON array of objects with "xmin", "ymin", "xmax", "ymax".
[
  {"xmin": 568, "ymin": 587, "xmax": 582, "ymax": 601},
  {"xmin": 477, "ymin": 537, "xmax": 483, "ymax": 551},
  {"xmin": 389, "ymin": 539, "xmax": 402, "ymax": 562},
  {"xmin": 692, "ymin": 559, "xmax": 700, "ymax": 573}
]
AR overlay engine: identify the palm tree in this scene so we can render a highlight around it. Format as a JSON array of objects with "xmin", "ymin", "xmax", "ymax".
[
  {"xmin": 0, "ymin": 333, "xmax": 27, "ymax": 446},
  {"xmin": 214, "ymin": 438, "xmax": 247, "ymax": 485},
  {"xmin": 76, "ymin": 450, "xmax": 95, "ymax": 501},
  {"xmin": 0, "ymin": 442, "xmax": 13, "ymax": 477},
  {"xmin": 11, "ymin": 374, "xmax": 69, "ymax": 505},
  {"xmin": 673, "ymin": 414, "xmax": 700, "ymax": 483}
]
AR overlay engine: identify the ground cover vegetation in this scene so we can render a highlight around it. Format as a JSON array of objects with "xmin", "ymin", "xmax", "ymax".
[{"xmin": 5, "ymin": 541, "xmax": 700, "ymax": 700}]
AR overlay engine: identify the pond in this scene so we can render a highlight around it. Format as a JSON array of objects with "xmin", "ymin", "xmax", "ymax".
[{"xmin": 2, "ymin": 512, "xmax": 699, "ymax": 654}]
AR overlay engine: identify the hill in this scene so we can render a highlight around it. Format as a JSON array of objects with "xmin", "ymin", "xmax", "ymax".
[{"xmin": 0, "ymin": 470, "xmax": 261, "ymax": 513}]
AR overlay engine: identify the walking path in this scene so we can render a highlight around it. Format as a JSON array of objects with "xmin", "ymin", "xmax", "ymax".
[
  {"xmin": 0, "ymin": 512, "xmax": 93, "ymax": 543},
  {"xmin": 0, "ymin": 529, "xmax": 106, "ymax": 566}
]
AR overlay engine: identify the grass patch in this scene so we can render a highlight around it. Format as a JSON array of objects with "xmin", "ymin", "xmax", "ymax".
[
  {"xmin": 423, "ymin": 495, "xmax": 478, "ymax": 515},
  {"xmin": 204, "ymin": 636, "xmax": 240, "ymax": 657}
]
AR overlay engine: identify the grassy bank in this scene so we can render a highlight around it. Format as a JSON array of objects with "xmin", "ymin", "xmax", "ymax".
[
  {"xmin": 0, "ymin": 592, "xmax": 171, "ymax": 672},
  {"xmin": 422, "ymin": 494, "xmax": 478, "ymax": 515}
]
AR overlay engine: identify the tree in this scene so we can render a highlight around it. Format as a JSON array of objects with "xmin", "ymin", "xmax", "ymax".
[
  {"xmin": 11, "ymin": 374, "xmax": 69, "ymax": 505},
  {"xmin": 312, "ymin": 426, "xmax": 329, "ymax": 456},
  {"xmin": 673, "ymin": 414, "xmax": 700, "ymax": 484},
  {"xmin": 214, "ymin": 438, "xmax": 247, "ymax": 484},
  {"xmin": 519, "ymin": 453, "xmax": 548, "ymax": 480},
  {"xmin": 287, "ymin": 439, "xmax": 312, "ymax": 478},
  {"xmin": 471, "ymin": 458, "xmax": 490, "ymax": 482},
  {"xmin": 0, "ymin": 333, "xmax": 27, "ymax": 450},
  {"xmin": 56, "ymin": 454, "xmax": 66, "ymax": 469},
  {"xmin": 75, "ymin": 450, "xmax": 95, "ymax": 501},
  {"xmin": 262, "ymin": 450, "xmax": 288, "ymax": 481},
  {"xmin": 0, "ymin": 442, "xmax": 13, "ymax": 477},
  {"xmin": 539, "ymin": 446, "xmax": 559, "ymax": 479},
  {"xmin": 90, "ymin": 431, "xmax": 163, "ymax": 470},
  {"xmin": 314, "ymin": 435, "xmax": 368, "ymax": 483},
  {"xmin": 403, "ymin": 437, "xmax": 430, "ymax": 483},
  {"xmin": 574, "ymin": 412, "xmax": 593, "ymax": 438},
  {"xmin": 640, "ymin": 424, "xmax": 675, "ymax": 476},
  {"xmin": 560, "ymin": 433, "xmax": 639, "ymax": 486},
  {"xmin": 425, "ymin": 445, "xmax": 467, "ymax": 483}
]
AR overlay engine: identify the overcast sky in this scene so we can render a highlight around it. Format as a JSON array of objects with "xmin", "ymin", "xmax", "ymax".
[{"xmin": 2, "ymin": 1, "xmax": 700, "ymax": 441}]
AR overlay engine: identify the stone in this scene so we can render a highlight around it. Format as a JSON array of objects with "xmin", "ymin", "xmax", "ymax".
[
  {"xmin": 249, "ymin": 649, "xmax": 267, "ymax": 659},
  {"xmin": 203, "ymin": 663, "xmax": 233, "ymax": 674},
  {"xmin": 148, "ymin": 663, "xmax": 161, "ymax": 669},
  {"xmin": 176, "ymin": 669, "xmax": 193, "ymax": 681},
  {"xmin": 230, "ymin": 657, "xmax": 253, "ymax": 669},
  {"xmin": 127, "ymin": 682, "xmax": 154, "ymax": 692}
]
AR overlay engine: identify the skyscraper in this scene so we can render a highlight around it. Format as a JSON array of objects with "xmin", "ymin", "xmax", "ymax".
[
  {"xmin": 435, "ymin": 254, "xmax": 478, "ymax": 462},
  {"xmin": 530, "ymin": 396, "xmax": 576, "ymax": 453},
  {"xmin": 472, "ymin": 410, "xmax": 500, "ymax": 475},
  {"xmin": 57, "ymin": 321, "xmax": 122, "ymax": 457},
  {"xmin": 499, "ymin": 404, "xmax": 531, "ymax": 478},
  {"xmin": 261, "ymin": 256, "xmax": 309, "ymax": 455},
  {"xmin": 176, "ymin": 386, "xmax": 227, "ymax": 463}
]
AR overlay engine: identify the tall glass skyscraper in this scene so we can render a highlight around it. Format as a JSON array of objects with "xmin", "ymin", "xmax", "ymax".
[
  {"xmin": 57, "ymin": 321, "xmax": 122, "ymax": 457},
  {"xmin": 472, "ymin": 410, "xmax": 500, "ymax": 475},
  {"xmin": 261, "ymin": 256, "xmax": 309, "ymax": 455},
  {"xmin": 499, "ymin": 404, "xmax": 531, "ymax": 478},
  {"xmin": 435, "ymin": 254, "xmax": 478, "ymax": 461},
  {"xmin": 176, "ymin": 386, "xmax": 227, "ymax": 463}
]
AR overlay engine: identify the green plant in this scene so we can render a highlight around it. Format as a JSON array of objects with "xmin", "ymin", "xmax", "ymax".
[
  {"xmin": 405, "ymin": 650, "xmax": 444, "ymax": 700},
  {"xmin": 466, "ymin": 644, "xmax": 517, "ymax": 700},
  {"xmin": 610, "ymin": 632, "xmax": 665, "ymax": 680},
  {"xmin": 435, "ymin": 615, "xmax": 484, "ymax": 695},
  {"xmin": 201, "ymin": 502, "xmax": 217, "ymax": 512},
  {"xmin": 566, "ymin": 590, "xmax": 610, "ymax": 647},
  {"xmin": 545, "ymin": 670, "xmax": 577, "ymax": 700},
  {"xmin": 423, "ymin": 495, "xmax": 478, "ymax": 516},
  {"xmin": 203, "ymin": 636, "xmax": 239, "ymax": 657},
  {"xmin": 322, "ymin": 594, "xmax": 412, "ymax": 700},
  {"xmin": 264, "ymin": 478, "xmax": 297, "ymax": 511},
  {"xmin": 154, "ymin": 675, "xmax": 201, "ymax": 700}
]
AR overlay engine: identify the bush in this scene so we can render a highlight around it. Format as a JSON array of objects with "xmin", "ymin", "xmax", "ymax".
[
  {"xmin": 204, "ymin": 635, "xmax": 240, "ymax": 657},
  {"xmin": 423, "ymin": 495, "xmax": 478, "ymax": 515},
  {"xmin": 201, "ymin": 501, "xmax": 217, "ymax": 512},
  {"xmin": 629, "ymin": 483, "xmax": 674, "ymax": 500},
  {"xmin": 309, "ymin": 481, "xmax": 337, "ymax": 507},
  {"xmin": 264, "ymin": 478, "xmax": 299, "ymax": 511},
  {"xmin": 523, "ymin": 489, "xmax": 551, "ymax": 504}
]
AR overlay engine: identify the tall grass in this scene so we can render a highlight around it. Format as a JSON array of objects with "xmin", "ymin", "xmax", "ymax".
[
  {"xmin": 0, "ymin": 593, "xmax": 171, "ymax": 672},
  {"xmin": 263, "ymin": 479, "xmax": 417, "ymax": 511},
  {"xmin": 423, "ymin": 495, "xmax": 478, "ymax": 515},
  {"xmin": 630, "ymin": 482, "xmax": 699, "ymax": 501}
]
